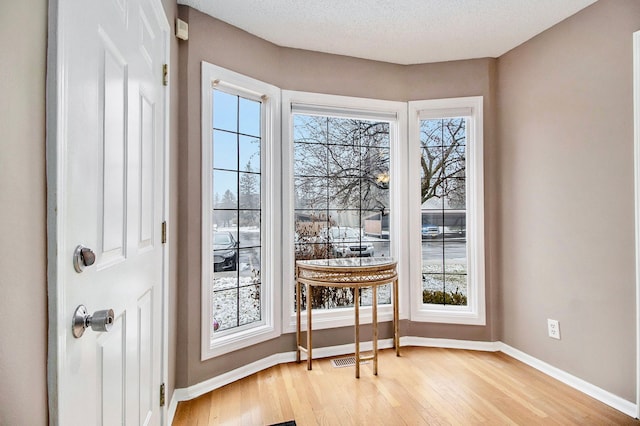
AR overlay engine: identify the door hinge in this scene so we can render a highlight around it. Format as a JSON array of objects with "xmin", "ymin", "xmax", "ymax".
[
  {"xmin": 162, "ymin": 64, "xmax": 168, "ymax": 86},
  {"xmin": 161, "ymin": 221, "xmax": 167, "ymax": 244},
  {"xmin": 159, "ymin": 383, "xmax": 166, "ymax": 407}
]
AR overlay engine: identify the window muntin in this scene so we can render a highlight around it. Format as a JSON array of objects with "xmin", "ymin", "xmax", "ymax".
[
  {"xmin": 210, "ymin": 88, "xmax": 262, "ymax": 335},
  {"xmin": 293, "ymin": 114, "xmax": 392, "ymax": 311}
]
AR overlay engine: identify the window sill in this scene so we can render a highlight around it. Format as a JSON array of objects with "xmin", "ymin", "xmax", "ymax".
[
  {"xmin": 412, "ymin": 304, "xmax": 486, "ymax": 326},
  {"xmin": 282, "ymin": 305, "xmax": 395, "ymax": 334},
  {"xmin": 202, "ymin": 322, "xmax": 280, "ymax": 360}
]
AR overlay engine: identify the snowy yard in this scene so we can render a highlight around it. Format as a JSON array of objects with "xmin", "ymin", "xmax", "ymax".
[{"xmin": 422, "ymin": 263, "xmax": 468, "ymax": 296}]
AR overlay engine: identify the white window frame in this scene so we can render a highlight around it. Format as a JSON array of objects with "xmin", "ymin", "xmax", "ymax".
[
  {"xmin": 281, "ymin": 90, "xmax": 409, "ymax": 333},
  {"xmin": 408, "ymin": 96, "xmax": 486, "ymax": 325},
  {"xmin": 201, "ymin": 62, "xmax": 282, "ymax": 359}
]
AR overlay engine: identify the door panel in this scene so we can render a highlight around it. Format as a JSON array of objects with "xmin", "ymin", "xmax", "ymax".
[
  {"xmin": 138, "ymin": 290, "xmax": 153, "ymax": 425},
  {"xmin": 98, "ymin": 315, "xmax": 125, "ymax": 425},
  {"xmin": 139, "ymin": 94, "xmax": 155, "ymax": 249},
  {"xmin": 100, "ymin": 30, "xmax": 128, "ymax": 263}
]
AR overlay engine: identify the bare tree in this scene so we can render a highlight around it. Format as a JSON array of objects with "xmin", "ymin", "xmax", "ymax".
[
  {"xmin": 420, "ymin": 118, "xmax": 466, "ymax": 208},
  {"xmin": 293, "ymin": 115, "xmax": 466, "ymax": 209},
  {"xmin": 293, "ymin": 116, "xmax": 390, "ymax": 211}
]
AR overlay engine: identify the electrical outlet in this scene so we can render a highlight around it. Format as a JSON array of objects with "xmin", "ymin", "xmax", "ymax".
[{"xmin": 547, "ymin": 319, "xmax": 560, "ymax": 340}]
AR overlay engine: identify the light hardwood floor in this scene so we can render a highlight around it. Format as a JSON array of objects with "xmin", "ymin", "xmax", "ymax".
[{"xmin": 173, "ymin": 347, "xmax": 638, "ymax": 425}]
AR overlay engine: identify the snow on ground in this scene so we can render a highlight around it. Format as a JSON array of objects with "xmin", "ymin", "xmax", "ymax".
[
  {"xmin": 422, "ymin": 263, "xmax": 468, "ymax": 295},
  {"xmin": 210, "ymin": 262, "xmax": 393, "ymax": 333},
  {"xmin": 210, "ymin": 259, "xmax": 468, "ymax": 333}
]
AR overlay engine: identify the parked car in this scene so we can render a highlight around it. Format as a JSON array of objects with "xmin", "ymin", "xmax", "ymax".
[
  {"xmin": 421, "ymin": 224, "xmax": 440, "ymax": 239},
  {"xmin": 213, "ymin": 231, "xmax": 238, "ymax": 272},
  {"xmin": 328, "ymin": 227, "xmax": 374, "ymax": 257}
]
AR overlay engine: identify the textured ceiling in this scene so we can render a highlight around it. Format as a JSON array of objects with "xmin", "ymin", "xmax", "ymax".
[{"xmin": 177, "ymin": 0, "xmax": 597, "ymax": 65}]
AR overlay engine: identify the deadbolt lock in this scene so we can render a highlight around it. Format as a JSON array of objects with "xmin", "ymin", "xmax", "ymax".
[{"xmin": 73, "ymin": 245, "xmax": 96, "ymax": 273}]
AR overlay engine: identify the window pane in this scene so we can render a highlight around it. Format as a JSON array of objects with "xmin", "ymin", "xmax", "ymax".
[
  {"xmin": 294, "ymin": 142, "xmax": 327, "ymax": 177},
  {"xmin": 239, "ymin": 173, "xmax": 260, "ymax": 209},
  {"xmin": 239, "ymin": 247, "xmax": 261, "ymax": 274},
  {"xmin": 422, "ymin": 273, "xmax": 444, "ymax": 305},
  {"xmin": 238, "ymin": 217, "xmax": 260, "ymax": 248},
  {"xmin": 421, "ymin": 178, "xmax": 445, "ymax": 210},
  {"xmin": 420, "ymin": 120, "xmax": 445, "ymax": 147},
  {"xmin": 421, "ymin": 117, "xmax": 468, "ymax": 307},
  {"xmin": 420, "ymin": 118, "xmax": 466, "ymax": 147},
  {"xmin": 300, "ymin": 284, "xmax": 356, "ymax": 310},
  {"xmin": 443, "ymin": 178, "xmax": 466, "ymax": 210},
  {"xmin": 239, "ymin": 248, "xmax": 260, "ymax": 278},
  {"xmin": 239, "ymin": 135, "xmax": 260, "ymax": 173},
  {"xmin": 213, "ymin": 267, "xmax": 238, "ymax": 291},
  {"xmin": 360, "ymin": 284, "xmax": 392, "ymax": 306},
  {"xmin": 293, "ymin": 113, "xmax": 392, "ymax": 309},
  {"xmin": 359, "ymin": 122, "xmax": 389, "ymax": 148},
  {"xmin": 295, "ymin": 242, "xmax": 331, "ymax": 260},
  {"xmin": 210, "ymin": 88, "xmax": 263, "ymax": 336},
  {"xmin": 213, "ymin": 210, "xmax": 237, "ymax": 232},
  {"xmin": 212, "ymin": 288, "xmax": 238, "ymax": 332},
  {"xmin": 239, "ymin": 97, "xmax": 260, "ymax": 137},
  {"xmin": 213, "ymin": 90, "xmax": 238, "ymax": 132},
  {"xmin": 213, "ymin": 170, "xmax": 238, "ymax": 210},
  {"xmin": 294, "ymin": 210, "xmax": 331, "ymax": 261},
  {"xmin": 422, "ymin": 146, "xmax": 445, "ymax": 175},
  {"xmin": 361, "ymin": 146, "xmax": 390, "ymax": 178},
  {"xmin": 213, "ymin": 130, "xmax": 238, "ymax": 171},
  {"xmin": 361, "ymin": 177, "xmax": 389, "ymax": 210},
  {"xmin": 328, "ymin": 144, "xmax": 360, "ymax": 177},
  {"xmin": 443, "ymin": 240, "xmax": 466, "ymax": 272},
  {"xmin": 239, "ymin": 284, "xmax": 261, "ymax": 326},
  {"xmin": 444, "ymin": 274, "xmax": 467, "ymax": 306},
  {"xmin": 328, "ymin": 177, "xmax": 360, "ymax": 210},
  {"xmin": 441, "ymin": 118, "xmax": 466, "ymax": 146},
  {"xmin": 294, "ymin": 176, "xmax": 327, "ymax": 209},
  {"xmin": 423, "ymin": 240, "xmax": 444, "ymax": 274}
]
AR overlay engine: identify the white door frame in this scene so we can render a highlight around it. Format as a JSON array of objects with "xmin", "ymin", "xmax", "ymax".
[
  {"xmin": 634, "ymin": 29, "xmax": 640, "ymax": 419},
  {"xmin": 45, "ymin": 0, "xmax": 171, "ymax": 423}
]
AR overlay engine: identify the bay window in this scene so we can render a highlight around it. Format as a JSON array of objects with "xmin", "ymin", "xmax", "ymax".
[{"xmin": 201, "ymin": 64, "xmax": 485, "ymax": 359}]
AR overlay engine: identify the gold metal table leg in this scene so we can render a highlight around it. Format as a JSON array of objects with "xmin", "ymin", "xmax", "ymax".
[
  {"xmin": 306, "ymin": 282, "xmax": 312, "ymax": 370},
  {"xmin": 394, "ymin": 278, "xmax": 400, "ymax": 356},
  {"xmin": 354, "ymin": 286, "xmax": 360, "ymax": 379},
  {"xmin": 372, "ymin": 284, "xmax": 378, "ymax": 375},
  {"xmin": 296, "ymin": 277, "xmax": 301, "ymax": 363}
]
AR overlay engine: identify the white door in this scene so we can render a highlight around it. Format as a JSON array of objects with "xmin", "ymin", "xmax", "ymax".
[{"xmin": 50, "ymin": 0, "xmax": 168, "ymax": 424}]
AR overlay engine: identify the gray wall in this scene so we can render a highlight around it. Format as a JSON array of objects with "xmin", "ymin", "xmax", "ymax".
[
  {"xmin": 497, "ymin": 0, "xmax": 640, "ymax": 401},
  {"xmin": 176, "ymin": 6, "xmax": 500, "ymax": 387},
  {"xmin": 0, "ymin": 0, "xmax": 49, "ymax": 424}
]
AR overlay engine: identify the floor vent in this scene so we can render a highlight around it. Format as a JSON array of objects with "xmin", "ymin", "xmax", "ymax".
[{"xmin": 330, "ymin": 356, "xmax": 369, "ymax": 368}]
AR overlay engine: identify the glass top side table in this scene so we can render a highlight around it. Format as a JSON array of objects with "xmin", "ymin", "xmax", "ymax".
[{"xmin": 295, "ymin": 257, "xmax": 400, "ymax": 378}]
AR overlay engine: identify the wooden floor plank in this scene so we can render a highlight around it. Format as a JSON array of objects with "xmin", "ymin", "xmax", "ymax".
[{"xmin": 173, "ymin": 347, "xmax": 638, "ymax": 425}]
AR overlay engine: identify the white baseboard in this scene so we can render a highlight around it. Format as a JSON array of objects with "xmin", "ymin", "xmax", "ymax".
[
  {"xmin": 167, "ymin": 338, "xmax": 637, "ymax": 424},
  {"xmin": 498, "ymin": 342, "xmax": 637, "ymax": 418},
  {"xmin": 401, "ymin": 336, "xmax": 501, "ymax": 352},
  {"xmin": 167, "ymin": 394, "xmax": 178, "ymax": 426}
]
